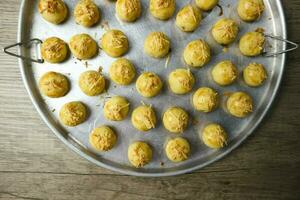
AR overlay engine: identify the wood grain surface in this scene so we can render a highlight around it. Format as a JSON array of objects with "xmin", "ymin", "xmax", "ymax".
[{"xmin": 0, "ymin": 0, "xmax": 299, "ymax": 199}]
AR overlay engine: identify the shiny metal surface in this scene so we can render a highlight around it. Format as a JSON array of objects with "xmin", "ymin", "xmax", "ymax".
[{"xmin": 18, "ymin": 0, "xmax": 287, "ymax": 177}]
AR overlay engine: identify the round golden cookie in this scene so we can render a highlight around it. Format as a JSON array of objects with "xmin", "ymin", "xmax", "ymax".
[
  {"xmin": 237, "ymin": 0, "xmax": 265, "ymax": 22},
  {"xmin": 128, "ymin": 141, "xmax": 152, "ymax": 168},
  {"xmin": 69, "ymin": 34, "xmax": 98, "ymax": 60},
  {"xmin": 109, "ymin": 58, "xmax": 136, "ymax": 85},
  {"xmin": 239, "ymin": 31, "xmax": 265, "ymax": 57},
  {"xmin": 195, "ymin": 0, "xmax": 219, "ymax": 11},
  {"xmin": 149, "ymin": 0, "xmax": 176, "ymax": 20},
  {"xmin": 41, "ymin": 37, "xmax": 68, "ymax": 63},
  {"xmin": 144, "ymin": 32, "xmax": 170, "ymax": 58},
  {"xmin": 79, "ymin": 70, "xmax": 105, "ymax": 96},
  {"xmin": 226, "ymin": 92, "xmax": 253, "ymax": 118},
  {"xmin": 211, "ymin": 60, "xmax": 238, "ymax": 86},
  {"xmin": 38, "ymin": 0, "xmax": 68, "ymax": 24},
  {"xmin": 192, "ymin": 87, "xmax": 218, "ymax": 112},
  {"xmin": 89, "ymin": 126, "xmax": 117, "ymax": 151},
  {"xmin": 168, "ymin": 68, "xmax": 195, "ymax": 95},
  {"xmin": 176, "ymin": 5, "xmax": 202, "ymax": 32},
  {"xmin": 243, "ymin": 63, "xmax": 267, "ymax": 87},
  {"xmin": 163, "ymin": 107, "xmax": 189, "ymax": 133},
  {"xmin": 59, "ymin": 101, "xmax": 87, "ymax": 126},
  {"xmin": 136, "ymin": 72, "xmax": 163, "ymax": 98},
  {"xmin": 101, "ymin": 29, "xmax": 129, "ymax": 58},
  {"xmin": 165, "ymin": 137, "xmax": 190, "ymax": 162},
  {"xmin": 103, "ymin": 96, "xmax": 130, "ymax": 121},
  {"xmin": 116, "ymin": 0, "xmax": 142, "ymax": 22},
  {"xmin": 211, "ymin": 18, "xmax": 239, "ymax": 45},
  {"xmin": 39, "ymin": 71, "xmax": 69, "ymax": 98},
  {"xmin": 183, "ymin": 39, "xmax": 211, "ymax": 68},
  {"xmin": 131, "ymin": 105, "xmax": 157, "ymax": 131},
  {"xmin": 202, "ymin": 123, "xmax": 228, "ymax": 149},
  {"xmin": 74, "ymin": 0, "xmax": 100, "ymax": 27}
]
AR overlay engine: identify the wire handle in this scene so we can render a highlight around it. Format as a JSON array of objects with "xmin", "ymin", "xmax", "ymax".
[
  {"xmin": 263, "ymin": 34, "xmax": 299, "ymax": 57},
  {"xmin": 3, "ymin": 38, "xmax": 44, "ymax": 63}
]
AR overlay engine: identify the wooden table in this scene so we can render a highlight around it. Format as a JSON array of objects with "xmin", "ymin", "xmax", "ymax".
[{"xmin": 0, "ymin": 1, "xmax": 299, "ymax": 199}]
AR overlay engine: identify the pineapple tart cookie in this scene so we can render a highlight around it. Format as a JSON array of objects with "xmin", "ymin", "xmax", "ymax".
[
  {"xmin": 211, "ymin": 18, "xmax": 239, "ymax": 45},
  {"xmin": 101, "ymin": 29, "xmax": 129, "ymax": 57},
  {"xmin": 168, "ymin": 68, "xmax": 195, "ymax": 95},
  {"xmin": 39, "ymin": 71, "xmax": 69, "ymax": 98},
  {"xmin": 59, "ymin": 101, "xmax": 87, "ymax": 126},
  {"xmin": 74, "ymin": 0, "xmax": 100, "ymax": 27},
  {"xmin": 226, "ymin": 92, "xmax": 253, "ymax": 118},
  {"xmin": 192, "ymin": 87, "xmax": 219, "ymax": 113},
  {"xmin": 103, "ymin": 96, "xmax": 130, "ymax": 121},
  {"xmin": 211, "ymin": 60, "xmax": 238, "ymax": 86},
  {"xmin": 69, "ymin": 34, "xmax": 98, "ymax": 60},
  {"xmin": 202, "ymin": 123, "xmax": 228, "ymax": 149},
  {"xmin": 163, "ymin": 107, "xmax": 189, "ymax": 133},
  {"xmin": 41, "ymin": 37, "xmax": 68, "ymax": 63},
  {"xmin": 195, "ymin": 0, "xmax": 219, "ymax": 11},
  {"xmin": 79, "ymin": 70, "xmax": 105, "ymax": 96},
  {"xmin": 131, "ymin": 105, "xmax": 157, "ymax": 131},
  {"xmin": 239, "ymin": 31, "xmax": 265, "ymax": 57},
  {"xmin": 176, "ymin": 5, "xmax": 202, "ymax": 32},
  {"xmin": 183, "ymin": 39, "xmax": 211, "ymax": 68},
  {"xmin": 149, "ymin": 0, "xmax": 176, "ymax": 20},
  {"xmin": 116, "ymin": 0, "xmax": 142, "ymax": 22},
  {"xmin": 243, "ymin": 63, "xmax": 267, "ymax": 87},
  {"xmin": 136, "ymin": 72, "xmax": 163, "ymax": 98},
  {"xmin": 144, "ymin": 32, "xmax": 170, "ymax": 58},
  {"xmin": 109, "ymin": 58, "xmax": 136, "ymax": 85},
  {"xmin": 165, "ymin": 137, "xmax": 190, "ymax": 162},
  {"xmin": 89, "ymin": 125, "xmax": 117, "ymax": 151},
  {"xmin": 38, "ymin": 0, "xmax": 68, "ymax": 24},
  {"xmin": 128, "ymin": 141, "xmax": 152, "ymax": 168},
  {"xmin": 237, "ymin": 0, "xmax": 265, "ymax": 22}
]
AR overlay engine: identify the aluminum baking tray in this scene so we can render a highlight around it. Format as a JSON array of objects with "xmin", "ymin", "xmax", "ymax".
[{"xmin": 16, "ymin": 0, "xmax": 288, "ymax": 176}]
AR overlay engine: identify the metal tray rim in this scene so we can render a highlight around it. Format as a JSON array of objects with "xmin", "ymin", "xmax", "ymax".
[{"xmin": 17, "ymin": 0, "xmax": 287, "ymax": 177}]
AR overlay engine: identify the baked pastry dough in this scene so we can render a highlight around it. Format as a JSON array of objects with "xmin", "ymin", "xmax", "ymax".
[
  {"xmin": 74, "ymin": 0, "xmax": 100, "ymax": 27},
  {"xmin": 239, "ymin": 31, "xmax": 265, "ymax": 57},
  {"xmin": 149, "ymin": 0, "xmax": 175, "ymax": 20},
  {"xmin": 39, "ymin": 71, "xmax": 69, "ymax": 98},
  {"xmin": 38, "ymin": 0, "xmax": 68, "ymax": 24},
  {"xmin": 237, "ymin": 0, "xmax": 265, "ymax": 22},
  {"xmin": 41, "ymin": 37, "xmax": 68, "ymax": 63},
  {"xmin": 183, "ymin": 39, "xmax": 211, "ymax": 68},
  {"xmin": 192, "ymin": 87, "xmax": 218, "ymax": 112},
  {"xmin": 202, "ymin": 123, "xmax": 227, "ymax": 149},
  {"xmin": 168, "ymin": 68, "xmax": 195, "ymax": 95},
  {"xmin": 211, "ymin": 60, "xmax": 238, "ymax": 86},
  {"xmin": 136, "ymin": 72, "xmax": 163, "ymax": 98},
  {"xmin": 176, "ymin": 5, "xmax": 202, "ymax": 32},
  {"xmin": 128, "ymin": 141, "xmax": 152, "ymax": 168},
  {"xmin": 163, "ymin": 107, "xmax": 189, "ymax": 133},
  {"xmin": 227, "ymin": 92, "xmax": 253, "ymax": 118},
  {"xmin": 101, "ymin": 30, "xmax": 129, "ymax": 57},
  {"xmin": 69, "ymin": 34, "xmax": 98, "ymax": 60},
  {"xmin": 109, "ymin": 58, "xmax": 136, "ymax": 85},
  {"xmin": 131, "ymin": 105, "xmax": 157, "ymax": 131},
  {"xmin": 144, "ymin": 32, "xmax": 170, "ymax": 58},
  {"xmin": 103, "ymin": 96, "xmax": 129, "ymax": 121},
  {"xmin": 79, "ymin": 70, "xmax": 105, "ymax": 96},
  {"xmin": 89, "ymin": 125, "xmax": 117, "ymax": 151},
  {"xmin": 243, "ymin": 63, "xmax": 267, "ymax": 87},
  {"xmin": 59, "ymin": 101, "xmax": 87, "ymax": 126},
  {"xmin": 165, "ymin": 137, "xmax": 190, "ymax": 162},
  {"xmin": 211, "ymin": 18, "xmax": 239, "ymax": 45},
  {"xmin": 116, "ymin": 0, "xmax": 141, "ymax": 22},
  {"xmin": 195, "ymin": 0, "xmax": 218, "ymax": 11}
]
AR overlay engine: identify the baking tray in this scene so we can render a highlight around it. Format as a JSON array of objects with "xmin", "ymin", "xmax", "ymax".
[{"xmin": 16, "ymin": 0, "xmax": 287, "ymax": 176}]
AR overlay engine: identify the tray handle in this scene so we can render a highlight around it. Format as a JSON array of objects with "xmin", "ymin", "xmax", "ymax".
[
  {"xmin": 263, "ymin": 34, "xmax": 299, "ymax": 57},
  {"xmin": 3, "ymin": 38, "xmax": 44, "ymax": 63}
]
